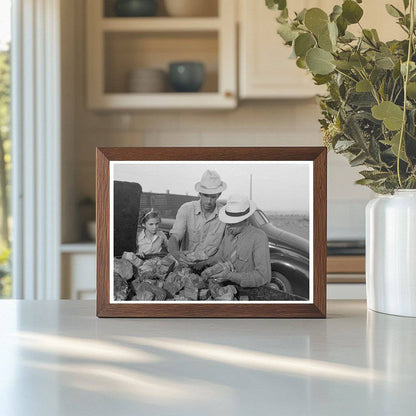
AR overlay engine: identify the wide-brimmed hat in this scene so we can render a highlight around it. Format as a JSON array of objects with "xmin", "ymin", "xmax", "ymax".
[
  {"xmin": 195, "ymin": 170, "xmax": 227, "ymax": 194},
  {"xmin": 219, "ymin": 194, "xmax": 256, "ymax": 224}
]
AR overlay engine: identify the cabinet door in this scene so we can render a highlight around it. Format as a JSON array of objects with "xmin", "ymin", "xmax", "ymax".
[
  {"xmin": 239, "ymin": 0, "xmax": 321, "ymax": 99},
  {"xmin": 86, "ymin": 0, "xmax": 237, "ymax": 109},
  {"xmin": 239, "ymin": 0, "xmax": 404, "ymax": 99}
]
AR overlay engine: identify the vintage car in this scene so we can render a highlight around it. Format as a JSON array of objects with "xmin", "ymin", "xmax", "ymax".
[{"xmin": 160, "ymin": 209, "xmax": 310, "ymax": 300}]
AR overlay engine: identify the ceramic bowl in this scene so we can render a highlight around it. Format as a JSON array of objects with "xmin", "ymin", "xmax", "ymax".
[
  {"xmin": 114, "ymin": 0, "xmax": 158, "ymax": 17},
  {"xmin": 168, "ymin": 62, "xmax": 205, "ymax": 92}
]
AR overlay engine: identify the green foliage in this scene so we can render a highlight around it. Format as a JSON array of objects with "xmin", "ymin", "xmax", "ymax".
[{"xmin": 266, "ymin": 0, "xmax": 416, "ymax": 194}]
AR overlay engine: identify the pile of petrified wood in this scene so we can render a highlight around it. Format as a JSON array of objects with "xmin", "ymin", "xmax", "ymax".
[{"xmin": 113, "ymin": 252, "xmax": 240, "ymax": 301}]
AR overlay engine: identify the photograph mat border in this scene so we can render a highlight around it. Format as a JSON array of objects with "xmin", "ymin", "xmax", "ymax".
[{"xmin": 109, "ymin": 160, "xmax": 314, "ymax": 304}]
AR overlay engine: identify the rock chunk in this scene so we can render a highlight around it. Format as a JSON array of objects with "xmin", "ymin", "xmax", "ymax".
[
  {"xmin": 114, "ymin": 258, "xmax": 133, "ymax": 280},
  {"xmin": 114, "ymin": 273, "xmax": 129, "ymax": 301},
  {"xmin": 164, "ymin": 272, "xmax": 185, "ymax": 296},
  {"xmin": 184, "ymin": 273, "xmax": 207, "ymax": 290},
  {"xmin": 132, "ymin": 280, "xmax": 168, "ymax": 301},
  {"xmin": 133, "ymin": 291, "xmax": 154, "ymax": 301},
  {"xmin": 183, "ymin": 286, "xmax": 199, "ymax": 301},
  {"xmin": 122, "ymin": 252, "xmax": 143, "ymax": 269},
  {"xmin": 214, "ymin": 285, "xmax": 237, "ymax": 301},
  {"xmin": 199, "ymin": 289, "xmax": 210, "ymax": 300}
]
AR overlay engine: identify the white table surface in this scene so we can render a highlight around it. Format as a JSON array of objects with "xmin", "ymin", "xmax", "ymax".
[{"xmin": 0, "ymin": 300, "xmax": 415, "ymax": 416}]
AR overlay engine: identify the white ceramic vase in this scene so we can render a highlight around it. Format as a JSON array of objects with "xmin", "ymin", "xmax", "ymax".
[{"xmin": 366, "ymin": 190, "xmax": 416, "ymax": 317}]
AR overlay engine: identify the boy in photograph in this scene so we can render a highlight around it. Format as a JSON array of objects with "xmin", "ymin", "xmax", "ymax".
[
  {"xmin": 168, "ymin": 170, "xmax": 227, "ymax": 263},
  {"xmin": 201, "ymin": 195, "xmax": 272, "ymax": 288}
]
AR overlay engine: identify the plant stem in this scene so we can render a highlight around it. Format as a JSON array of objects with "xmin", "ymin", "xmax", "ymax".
[
  {"xmin": 334, "ymin": 68, "xmax": 357, "ymax": 83},
  {"xmin": 397, "ymin": 0, "xmax": 415, "ymax": 188},
  {"xmin": 358, "ymin": 69, "xmax": 380, "ymax": 104}
]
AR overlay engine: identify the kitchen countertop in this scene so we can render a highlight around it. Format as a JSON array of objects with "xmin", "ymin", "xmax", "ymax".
[{"xmin": 0, "ymin": 300, "xmax": 415, "ymax": 415}]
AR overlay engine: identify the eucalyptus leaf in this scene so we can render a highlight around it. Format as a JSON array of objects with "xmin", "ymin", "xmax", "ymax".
[
  {"xmin": 330, "ymin": 5, "xmax": 342, "ymax": 22},
  {"xmin": 304, "ymin": 8, "xmax": 329, "ymax": 35},
  {"xmin": 342, "ymin": 0, "xmax": 364, "ymax": 24},
  {"xmin": 328, "ymin": 21, "xmax": 338, "ymax": 45},
  {"xmin": 295, "ymin": 8, "xmax": 307, "ymax": 22},
  {"xmin": 277, "ymin": 23, "xmax": 299, "ymax": 42},
  {"xmin": 363, "ymin": 29, "xmax": 375, "ymax": 44},
  {"xmin": 359, "ymin": 170, "xmax": 391, "ymax": 180},
  {"xmin": 369, "ymin": 136, "xmax": 382, "ymax": 162},
  {"xmin": 401, "ymin": 61, "xmax": 416, "ymax": 76},
  {"xmin": 372, "ymin": 101, "xmax": 404, "ymax": 130},
  {"xmin": 371, "ymin": 29, "xmax": 380, "ymax": 42},
  {"xmin": 280, "ymin": 8, "xmax": 289, "ymax": 19},
  {"xmin": 306, "ymin": 48, "xmax": 335, "ymax": 75},
  {"xmin": 333, "ymin": 59, "xmax": 353, "ymax": 70},
  {"xmin": 407, "ymin": 82, "xmax": 416, "ymax": 99},
  {"xmin": 375, "ymin": 56, "xmax": 396, "ymax": 70},
  {"xmin": 339, "ymin": 31, "xmax": 356, "ymax": 42},
  {"xmin": 382, "ymin": 132, "xmax": 409, "ymax": 161},
  {"xmin": 266, "ymin": 0, "xmax": 287, "ymax": 11},
  {"xmin": 350, "ymin": 152, "xmax": 368, "ymax": 166},
  {"xmin": 294, "ymin": 33, "xmax": 315, "ymax": 57},
  {"xmin": 356, "ymin": 79, "xmax": 372, "ymax": 92},
  {"xmin": 318, "ymin": 31, "xmax": 334, "ymax": 52},
  {"xmin": 350, "ymin": 54, "xmax": 368, "ymax": 69},
  {"xmin": 296, "ymin": 57, "xmax": 307, "ymax": 69},
  {"xmin": 336, "ymin": 15, "xmax": 348, "ymax": 36},
  {"xmin": 348, "ymin": 92, "xmax": 377, "ymax": 107},
  {"xmin": 385, "ymin": 4, "xmax": 404, "ymax": 18},
  {"xmin": 313, "ymin": 74, "xmax": 332, "ymax": 85},
  {"xmin": 334, "ymin": 139, "xmax": 355, "ymax": 151},
  {"xmin": 355, "ymin": 178, "xmax": 377, "ymax": 185}
]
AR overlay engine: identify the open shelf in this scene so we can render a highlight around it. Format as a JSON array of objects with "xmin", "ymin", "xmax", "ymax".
[
  {"xmin": 101, "ymin": 17, "xmax": 221, "ymax": 31},
  {"xmin": 86, "ymin": 0, "xmax": 236, "ymax": 109},
  {"xmin": 103, "ymin": 0, "xmax": 219, "ymax": 18},
  {"xmin": 104, "ymin": 31, "xmax": 218, "ymax": 94}
]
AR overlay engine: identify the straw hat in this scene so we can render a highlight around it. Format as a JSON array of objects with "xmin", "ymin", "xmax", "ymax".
[
  {"xmin": 219, "ymin": 194, "xmax": 256, "ymax": 224},
  {"xmin": 194, "ymin": 170, "xmax": 227, "ymax": 194}
]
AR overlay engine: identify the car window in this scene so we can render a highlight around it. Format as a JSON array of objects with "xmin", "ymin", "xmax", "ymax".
[{"xmin": 253, "ymin": 210, "xmax": 269, "ymax": 226}]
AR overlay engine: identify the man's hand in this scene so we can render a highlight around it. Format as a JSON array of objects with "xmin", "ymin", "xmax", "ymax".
[{"xmin": 204, "ymin": 261, "xmax": 234, "ymax": 282}]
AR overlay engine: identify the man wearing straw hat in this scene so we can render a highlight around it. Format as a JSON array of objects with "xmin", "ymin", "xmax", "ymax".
[
  {"xmin": 168, "ymin": 170, "xmax": 227, "ymax": 264},
  {"xmin": 201, "ymin": 194, "xmax": 271, "ymax": 288}
]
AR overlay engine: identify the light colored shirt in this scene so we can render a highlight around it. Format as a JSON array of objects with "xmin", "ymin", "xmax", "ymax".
[
  {"xmin": 136, "ymin": 229, "xmax": 168, "ymax": 256},
  {"xmin": 170, "ymin": 200, "xmax": 225, "ymax": 257},
  {"xmin": 213, "ymin": 224, "xmax": 271, "ymax": 288}
]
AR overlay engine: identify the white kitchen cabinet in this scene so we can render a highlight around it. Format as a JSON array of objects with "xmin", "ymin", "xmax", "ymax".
[
  {"xmin": 238, "ymin": 0, "xmax": 405, "ymax": 99},
  {"xmin": 239, "ymin": 0, "xmax": 324, "ymax": 99},
  {"xmin": 86, "ymin": 0, "xmax": 237, "ymax": 109},
  {"xmin": 61, "ymin": 245, "xmax": 96, "ymax": 300}
]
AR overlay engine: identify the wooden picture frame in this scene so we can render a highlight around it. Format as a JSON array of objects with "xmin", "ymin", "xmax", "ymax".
[{"xmin": 96, "ymin": 147, "xmax": 327, "ymax": 318}]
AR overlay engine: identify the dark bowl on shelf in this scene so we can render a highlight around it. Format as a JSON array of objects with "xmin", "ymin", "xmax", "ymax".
[
  {"xmin": 114, "ymin": 0, "xmax": 158, "ymax": 17},
  {"xmin": 168, "ymin": 62, "xmax": 205, "ymax": 92}
]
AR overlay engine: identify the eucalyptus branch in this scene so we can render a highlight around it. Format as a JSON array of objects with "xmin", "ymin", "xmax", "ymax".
[
  {"xmin": 397, "ymin": 0, "xmax": 415, "ymax": 187},
  {"xmin": 358, "ymin": 69, "xmax": 381, "ymax": 104},
  {"xmin": 393, "ymin": 86, "xmax": 404, "ymax": 103},
  {"xmin": 390, "ymin": 79, "xmax": 398, "ymax": 101},
  {"xmin": 334, "ymin": 68, "xmax": 358, "ymax": 83}
]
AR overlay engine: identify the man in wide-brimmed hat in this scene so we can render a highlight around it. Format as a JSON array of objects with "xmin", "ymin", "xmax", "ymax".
[
  {"xmin": 201, "ymin": 194, "xmax": 271, "ymax": 288},
  {"xmin": 168, "ymin": 170, "xmax": 227, "ymax": 263}
]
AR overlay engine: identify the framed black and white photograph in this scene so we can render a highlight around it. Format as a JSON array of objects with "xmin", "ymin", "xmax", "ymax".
[{"xmin": 96, "ymin": 147, "xmax": 327, "ymax": 318}]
